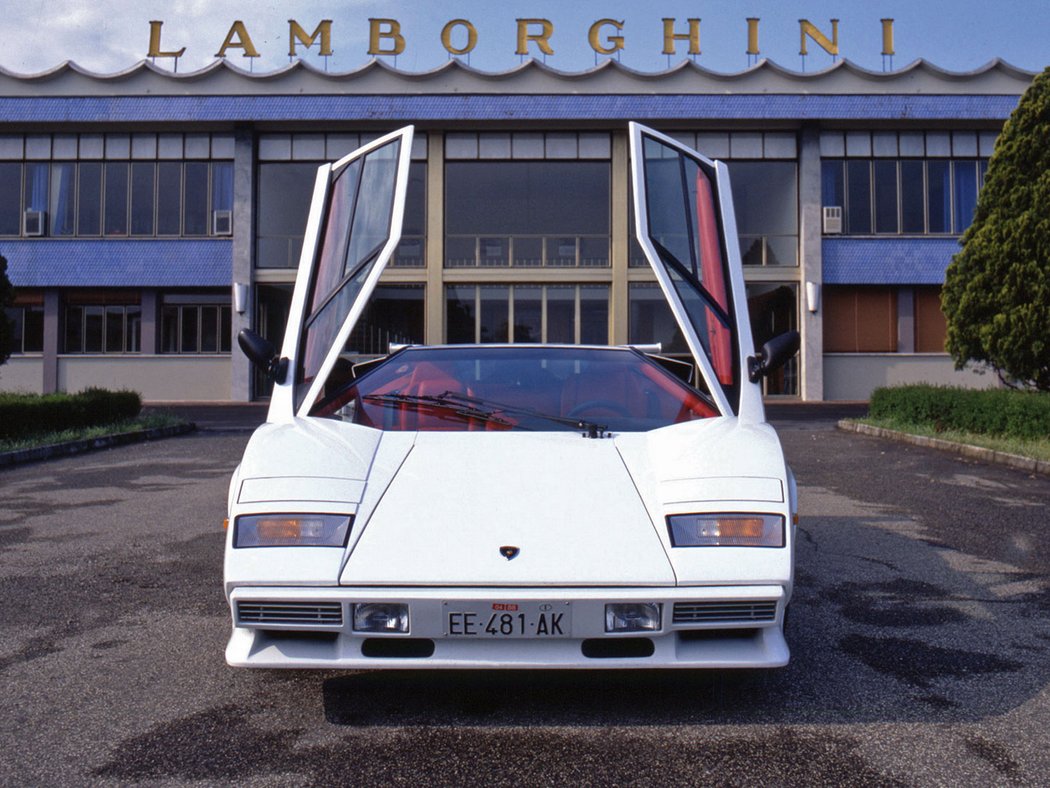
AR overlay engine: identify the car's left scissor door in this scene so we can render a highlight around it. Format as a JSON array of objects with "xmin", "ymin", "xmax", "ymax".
[{"xmin": 267, "ymin": 126, "xmax": 414, "ymax": 420}]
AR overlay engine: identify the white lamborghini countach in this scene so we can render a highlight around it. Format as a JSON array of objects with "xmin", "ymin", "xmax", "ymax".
[{"xmin": 225, "ymin": 123, "xmax": 800, "ymax": 669}]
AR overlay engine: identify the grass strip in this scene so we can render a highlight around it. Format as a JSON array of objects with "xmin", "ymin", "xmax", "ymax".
[
  {"xmin": 857, "ymin": 416, "xmax": 1050, "ymax": 463},
  {"xmin": 0, "ymin": 413, "xmax": 189, "ymax": 454}
]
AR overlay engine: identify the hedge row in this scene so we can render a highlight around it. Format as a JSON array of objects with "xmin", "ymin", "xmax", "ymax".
[
  {"xmin": 0, "ymin": 388, "xmax": 142, "ymax": 440},
  {"xmin": 868, "ymin": 385, "xmax": 1050, "ymax": 440}
]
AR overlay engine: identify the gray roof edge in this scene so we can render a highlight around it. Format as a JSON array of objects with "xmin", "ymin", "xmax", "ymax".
[{"xmin": 0, "ymin": 56, "xmax": 1037, "ymax": 98}]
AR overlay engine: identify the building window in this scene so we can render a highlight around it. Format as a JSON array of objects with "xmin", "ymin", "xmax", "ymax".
[
  {"xmin": 0, "ymin": 162, "xmax": 20, "ymax": 235},
  {"xmin": 446, "ymin": 284, "xmax": 609, "ymax": 344},
  {"xmin": 256, "ymin": 161, "xmax": 425, "ymax": 270},
  {"xmin": 64, "ymin": 302, "xmax": 141, "ymax": 353},
  {"xmin": 728, "ymin": 162, "xmax": 799, "ymax": 266},
  {"xmin": 629, "ymin": 283, "xmax": 687, "ymax": 353},
  {"xmin": 629, "ymin": 282, "xmax": 799, "ymax": 395},
  {"xmin": 3, "ymin": 301, "xmax": 44, "ymax": 353},
  {"xmin": 873, "ymin": 160, "xmax": 898, "ymax": 234},
  {"xmin": 157, "ymin": 162, "xmax": 183, "ymax": 235},
  {"xmin": 823, "ymin": 287, "xmax": 897, "ymax": 352},
  {"xmin": 347, "ymin": 284, "xmax": 425, "ymax": 354},
  {"xmin": 392, "ymin": 163, "xmax": 427, "ymax": 267},
  {"xmin": 130, "ymin": 162, "xmax": 156, "ymax": 236},
  {"xmin": 630, "ymin": 161, "xmax": 798, "ymax": 268},
  {"xmin": 50, "ymin": 163, "xmax": 76, "ymax": 236},
  {"xmin": 104, "ymin": 162, "xmax": 129, "ymax": 236},
  {"xmin": 444, "ymin": 162, "xmax": 610, "ymax": 268},
  {"xmin": 746, "ymin": 282, "xmax": 798, "ymax": 395},
  {"xmin": 161, "ymin": 297, "xmax": 232, "ymax": 353},
  {"xmin": 0, "ymin": 161, "xmax": 233, "ymax": 238},
  {"xmin": 183, "ymin": 162, "xmax": 210, "ymax": 236},
  {"xmin": 822, "ymin": 158, "xmax": 988, "ymax": 236},
  {"xmin": 254, "ymin": 284, "xmax": 295, "ymax": 398}
]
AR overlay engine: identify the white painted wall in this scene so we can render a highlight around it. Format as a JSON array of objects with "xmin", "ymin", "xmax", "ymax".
[
  {"xmin": 823, "ymin": 353, "xmax": 999, "ymax": 401},
  {"xmin": 0, "ymin": 357, "xmax": 45, "ymax": 394},
  {"xmin": 55, "ymin": 356, "xmax": 232, "ymax": 401}
]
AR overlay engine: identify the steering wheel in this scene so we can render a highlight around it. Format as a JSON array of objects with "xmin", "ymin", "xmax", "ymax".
[{"xmin": 566, "ymin": 399, "xmax": 631, "ymax": 419}]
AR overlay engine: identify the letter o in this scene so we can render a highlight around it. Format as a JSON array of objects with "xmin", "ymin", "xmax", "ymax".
[{"xmin": 441, "ymin": 19, "xmax": 477, "ymax": 55}]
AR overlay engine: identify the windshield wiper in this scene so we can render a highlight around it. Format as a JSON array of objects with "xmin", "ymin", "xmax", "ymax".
[
  {"xmin": 431, "ymin": 392, "xmax": 610, "ymax": 439},
  {"xmin": 362, "ymin": 392, "xmax": 513, "ymax": 428},
  {"xmin": 362, "ymin": 390, "xmax": 609, "ymax": 438}
]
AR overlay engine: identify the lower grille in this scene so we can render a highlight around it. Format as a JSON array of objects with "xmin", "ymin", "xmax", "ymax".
[
  {"xmin": 237, "ymin": 601, "xmax": 343, "ymax": 627},
  {"xmin": 673, "ymin": 600, "xmax": 777, "ymax": 625}
]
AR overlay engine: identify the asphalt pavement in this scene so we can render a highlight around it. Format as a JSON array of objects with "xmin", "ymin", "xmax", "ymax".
[{"xmin": 2, "ymin": 412, "xmax": 1049, "ymax": 786}]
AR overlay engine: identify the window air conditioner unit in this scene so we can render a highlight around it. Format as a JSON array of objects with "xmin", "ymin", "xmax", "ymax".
[
  {"xmin": 212, "ymin": 209, "xmax": 233, "ymax": 236},
  {"xmin": 23, "ymin": 210, "xmax": 45, "ymax": 236},
  {"xmin": 823, "ymin": 206, "xmax": 843, "ymax": 235}
]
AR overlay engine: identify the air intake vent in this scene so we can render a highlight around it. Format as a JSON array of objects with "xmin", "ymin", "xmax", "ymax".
[
  {"xmin": 236, "ymin": 601, "xmax": 343, "ymax": 627},
  {"xmin": 673, "ymin": 600, "xmax": 777, "ymax": 625}
]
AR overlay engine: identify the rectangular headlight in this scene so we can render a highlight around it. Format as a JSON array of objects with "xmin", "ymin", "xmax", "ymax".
[
  {"xmin": 353, "ymin": 603, "xmax": 410, "ymax": 633},
  {"xmin": 233, "ymin": 514, "xmax": 353, "ymax": 548},
  {"xmin": 668, "ymin": 514, "xmax": 784, "ymax": 547},
  {"xmin": 605, "ymin": 603, "xmax": 662, "ymax": 633}
]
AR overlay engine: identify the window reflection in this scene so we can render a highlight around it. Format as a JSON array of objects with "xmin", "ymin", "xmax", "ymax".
[
  {"xmin": 50, "ymin": 163, "xmax": 76, "ymax": 236},
  {"xmin": 445, "ymin": 161, "xmax": 610, "ymax": 268},
  {"xmin": 727, "ymin": 162, "xmax": 798, "ymax": 266},
  {"xmin": 822, "ymin": 157, "xmax": 986, "ymax": 235},
  {"xmin": 161, "ymin": 298, "xmax": 233, "ymax": 354},
  {"xmin": 0, "ymin": 159, "xmax": 233, "ymax": 239},
  {"xmin": 104, "ymin": 162, "xmax": 129, "ymax": 236},
  {"xmin": 77, "ymin": 163, "xmax": 102, "ymax": 236},
  {"xmin": 446, "ymin": 284, "xmax": 609, "ymax": 345},
  {"xmin": 63, "ymin": 302, "xmax": 140, "ymax": 353}
]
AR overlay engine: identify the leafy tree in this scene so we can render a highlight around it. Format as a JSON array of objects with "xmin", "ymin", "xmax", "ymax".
[
  {"xmin": 942, "ymin": 66, "xmax": 1050, "ymax": 391},
  {"xmin": 0, "ymin": 254, "xmax": 15, "ymax": 368}
]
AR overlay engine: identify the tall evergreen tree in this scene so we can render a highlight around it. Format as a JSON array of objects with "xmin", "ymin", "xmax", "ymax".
[
  {"xmin": 0, "ymin": 254, "xmax": 15, "ymax": 368},
  {"xmin": 942, "ymin": 66, "xmax": 1050, "ymax": 391}
]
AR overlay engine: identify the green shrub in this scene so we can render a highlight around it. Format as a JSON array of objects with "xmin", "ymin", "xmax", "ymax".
[
  {"xmin": 869, "ymin": 385, "xmax": 1050, "ymax": 440},
  {"xmin": 0, "ymin": 388, "xmax": 142, "ymax": 440}
]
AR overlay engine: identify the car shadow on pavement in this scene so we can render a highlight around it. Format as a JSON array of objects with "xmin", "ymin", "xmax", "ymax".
[{"xmin": 321, "ymin": 509, "xmax": 1050, "ymax": 728}]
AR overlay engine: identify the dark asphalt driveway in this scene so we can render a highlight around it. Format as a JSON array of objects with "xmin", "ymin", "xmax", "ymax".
[{"xmin": 1, "ymin": 420, "xmax": 1048, "ymax": 786}]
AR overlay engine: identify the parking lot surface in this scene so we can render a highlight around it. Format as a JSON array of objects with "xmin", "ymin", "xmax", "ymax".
[{"xmin": 2, "ymin": 419, "xmax": 1049, "ymax": 786}]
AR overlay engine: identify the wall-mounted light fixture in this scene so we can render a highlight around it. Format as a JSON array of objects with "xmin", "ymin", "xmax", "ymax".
[
  {"xmin": 805, "ymin": 281, "xmax": 821, "ymax": 314},
  {"xmin": 233, "ymin": 282, "xmax": 249, "ymax": 315}
]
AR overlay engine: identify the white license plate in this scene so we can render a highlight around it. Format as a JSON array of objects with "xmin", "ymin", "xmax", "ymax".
[{"xmin": 443, "ymin": 601, "xmax": 571, "ymax": 638}]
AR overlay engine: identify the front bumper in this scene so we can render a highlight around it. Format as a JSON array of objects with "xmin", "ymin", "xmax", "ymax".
[{"xmin": 226, "ymin": 585, "xmax": 789, "ymax": 669}]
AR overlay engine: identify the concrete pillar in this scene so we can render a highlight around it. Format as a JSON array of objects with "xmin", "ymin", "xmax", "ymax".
[
  {"xmin": 798, "ymin": 124, "xmax": 824, "ymax": 401},
  {"xmin": 424, "ymin": 132, "xmax": 445, "ymax": 344},
  {"xmin": 230, "ymin": 127, "xmax": 255, "ymax": 401},
  {"xmin": 609, "ymin": 131, "xmax": 629, "ymax": 345},
  {"xmin": 42, "ymin": 290, "xmax": 59, "ymax": 393},
  {"xmin": 897, "ymin": 287, "xmax": 915, "ymax": 353},
  {"xmin": 140, "ymin": 289, "xmax": 158, "ymax": 355}
]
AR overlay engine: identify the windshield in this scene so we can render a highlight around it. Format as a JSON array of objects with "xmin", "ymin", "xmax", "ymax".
[{"xmin": 312, "ymin": 346, "xmax": 718, "ymax": 432}]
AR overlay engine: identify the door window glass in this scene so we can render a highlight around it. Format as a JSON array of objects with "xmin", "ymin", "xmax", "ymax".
[{"xmin": 639, "ymin": 134, "xmax": 737, "ymax": 400}]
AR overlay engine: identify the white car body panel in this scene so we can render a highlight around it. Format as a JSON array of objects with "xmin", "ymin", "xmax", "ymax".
[
  {"xmin": 340, "ymin": 431, "xmax": 676, "ymax": 587},
  {"xmin": 224, "ymin": 124, "xmax": 799, "ymax": 670}
]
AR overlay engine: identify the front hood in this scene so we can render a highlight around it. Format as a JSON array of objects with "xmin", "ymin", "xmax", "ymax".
[{"xmin": 340, "ymin": 432, "xmax": 676, "ymax": 587}]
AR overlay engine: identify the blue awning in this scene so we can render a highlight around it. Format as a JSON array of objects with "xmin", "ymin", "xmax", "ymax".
[
  {"xmin": 1, "ymin": 239, "xmax": 232, "ymax": 288},
  {"xmin": 822, "ymin": 237, "xmax": 962, "ymax": 285}
]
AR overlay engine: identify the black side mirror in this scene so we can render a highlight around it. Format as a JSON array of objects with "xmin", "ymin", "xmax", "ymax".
[
  {"xmin": 747, "ymin": 330, "xmax": 800, "ymax": 383},
  {"xmin": 238, "ymin": 329, "xmax": 288, "ymax": 384}
]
